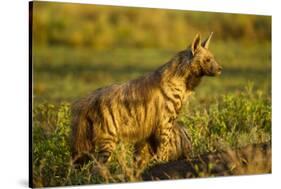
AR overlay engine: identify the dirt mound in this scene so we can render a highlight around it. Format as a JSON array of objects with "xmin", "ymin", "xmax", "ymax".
[{"xmin": 142, "ymin": 142, "xmax": 271, "ymax": 180}]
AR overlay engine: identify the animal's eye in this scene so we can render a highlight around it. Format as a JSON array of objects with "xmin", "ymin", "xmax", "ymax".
[{"xmin": 205, "ymin": 58, "xmax": 211, "ymax": 62}]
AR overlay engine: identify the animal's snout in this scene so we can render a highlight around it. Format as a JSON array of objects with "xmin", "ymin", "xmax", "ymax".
[{"xmin": 215, "ymin": 65, "xmax": 222, "ymax": 76}]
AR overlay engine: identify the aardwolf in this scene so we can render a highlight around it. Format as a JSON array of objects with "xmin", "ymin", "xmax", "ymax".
[{"xmin": 71, "ymin": 33, "xmax": 222, "ymax": 164}]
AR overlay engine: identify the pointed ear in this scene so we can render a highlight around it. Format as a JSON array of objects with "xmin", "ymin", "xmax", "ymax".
[
  {"xmin": 202, "ymin": 32, "xmax": 213, "ymax": 49},
  {"xmin": 191, "ymin": 33, "xmax": 201, "ymax": 55}
]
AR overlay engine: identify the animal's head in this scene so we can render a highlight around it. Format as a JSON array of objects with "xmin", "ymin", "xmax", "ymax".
[{"xmin": 189, "ymin": 33, "xmax": 222, "ymax": 76}]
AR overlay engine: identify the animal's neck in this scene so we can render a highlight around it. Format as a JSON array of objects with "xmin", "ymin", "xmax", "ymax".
[
  {"xmin": 158, "ymin": 74, "xmax": 189, "ymax": 113},
  {"xmin": 158, "ymin": 64, "xmax": 203, "ymax": 111},
  {"xmin": 156, "ymin": 54, "xmax": 203, "ymax": 106},
  {"xmin": 185, "ymin": 73, "xmax": 202, "ymax": 91}
]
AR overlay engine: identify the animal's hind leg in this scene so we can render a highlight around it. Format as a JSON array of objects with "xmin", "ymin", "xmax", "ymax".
[{"xmin": 96, "ymin": 136, "xmax": 117, "ymax": 163}]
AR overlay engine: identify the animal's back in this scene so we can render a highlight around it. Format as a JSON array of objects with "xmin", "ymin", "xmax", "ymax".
[{"xmin": 89, "ymin": 78, "xmax": 163, "ymax": 142}]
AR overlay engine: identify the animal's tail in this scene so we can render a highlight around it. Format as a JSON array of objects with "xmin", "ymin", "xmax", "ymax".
[{"xmin": 71, "ymin": 99, "xmax": 93, "ymax": 164}]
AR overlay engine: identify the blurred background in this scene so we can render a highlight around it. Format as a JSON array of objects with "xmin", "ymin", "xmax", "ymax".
[{"xmin": 31, "ymin": 1, "xmax": 271, "ymax": 104}]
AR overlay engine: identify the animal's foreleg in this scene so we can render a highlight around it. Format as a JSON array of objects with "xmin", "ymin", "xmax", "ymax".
[
  {"xmin": 134, "ymin": 142, "xmax": 154, "ymax": 168},
  {"xmin": 155, "ymin": 122, "xmax": 173, "ymax": 162}
]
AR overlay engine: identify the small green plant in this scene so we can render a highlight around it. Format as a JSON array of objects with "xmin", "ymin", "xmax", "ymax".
[
  {"xmin": 32, "ymin": 103, "xmax": 71, "ymax": 187},
  {"xmin": 181, "ymin": 86, "xmax": 271, "ymax": 156}
]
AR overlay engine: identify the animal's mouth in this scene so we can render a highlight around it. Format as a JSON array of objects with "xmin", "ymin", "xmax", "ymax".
[
  {"xmin": 215, "ymin": 70, "xmax": 222, "ymax": 76},
  {"xmin": 206, "ymin": 70, "xmax": 222, "ymax": 76},
  {"xmin": 215, "ymin": 66, "xmax": 222, "ymax": 76}
]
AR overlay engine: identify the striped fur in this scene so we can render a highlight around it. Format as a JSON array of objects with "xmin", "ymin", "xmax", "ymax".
[
  {"xmin": 135, "ymin": 123, "xmax": 192, "ymax": 167},
  {"xmin": 71, "ymin": 33, "xmax": 222, "ymax": 164}
]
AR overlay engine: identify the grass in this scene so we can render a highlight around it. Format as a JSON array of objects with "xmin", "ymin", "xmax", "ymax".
[
  {"xmin": 32, "ymin": 88, "xmax": 271, "ymax": 187},
  {"xmin": 32, "ymin": 41, "xmax": 271, "ymax": 187}
]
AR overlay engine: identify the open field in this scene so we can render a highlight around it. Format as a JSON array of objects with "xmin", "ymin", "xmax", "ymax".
[{"xmin": 33, "ymin": 41, "xmax": 271, "ymax": 103}]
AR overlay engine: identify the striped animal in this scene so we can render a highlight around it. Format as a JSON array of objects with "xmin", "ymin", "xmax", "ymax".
[{"xmin": 71, "ymin": 33, "xmax": 222, "ymax": 164}]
